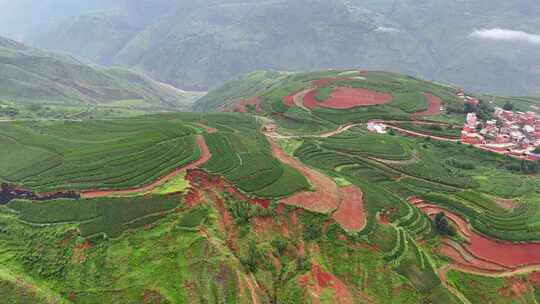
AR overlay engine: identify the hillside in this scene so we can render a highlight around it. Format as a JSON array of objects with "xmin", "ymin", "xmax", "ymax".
[
  {"xmin": 0, "ymin": 35, "xmax": 203, "ymax": 112},
  {"xmin": 192, "ymin": 70, "xmax": 288, "ymax": 112},
  {"xmin": 3, "ymin": 71, "xmax": 540, "ymax": 303},
  {"xmin": 2, "ymin": 0, "xmax": 540, "ymax": 96}
]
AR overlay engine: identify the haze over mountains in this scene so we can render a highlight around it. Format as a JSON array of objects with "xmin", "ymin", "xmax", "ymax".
[
  {"xmin": 0, "ymin": 35, "xmax": 202, "ymax": 110},
  {"xmin": 1, "ymin": 0, "xmax": 540, "ymax": 96}
]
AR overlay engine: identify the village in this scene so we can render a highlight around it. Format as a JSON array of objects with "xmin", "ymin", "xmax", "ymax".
[
  {"xmin": 365, "ymin": 90, "xmax": 540, "ymax": 161},
  {"xmin": 460, "ymin": 109, "xmax": 540, "ymax": 160},
  {"xmin": 456, "ymin": 89, "xmax": 540, "ymax": 160}
]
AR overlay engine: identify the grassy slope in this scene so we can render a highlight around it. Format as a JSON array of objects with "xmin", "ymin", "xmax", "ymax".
[
  {"xmin": 192, "ymin": 70, "xmax": 287, "ymax": 112},
  {"xmin": 0, "ymin": 35, "xmax": 202, "ymax": 111}
]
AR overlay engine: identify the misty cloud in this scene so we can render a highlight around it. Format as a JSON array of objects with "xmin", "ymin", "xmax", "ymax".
[
  {"xmin": 375, "ymin": 26, "xmax": 401, "ymax": 33},
  {"xmin": 469, "ymin": 28, "xmax": 540, "ymax": 44}
]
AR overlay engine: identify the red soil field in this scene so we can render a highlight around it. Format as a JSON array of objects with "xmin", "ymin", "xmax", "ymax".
[
  {"xmin": 270, "ymin": 140, "xmax": 340, "ymax": 214},
  {"xmin": 81, "ymin": 135, "xmax": 212, "ymax": 198},
  {"xmin": 299, "ymin": 263, "xmax": 354, "ymax": 304},
  {"xmin": 409, "ymin": 197, "xmax": 540, "ymax": 270},
  {"xmin": 227, "ymin": 96, "xmax": 262, "ymax": 113},
  {"xmin": 413, "ymin": 93, "xmax": 443, "ymax": 117},
  {"xmin": 331, "ymin": 186, "xmax": 366, "ymax": 232},
  {"xmin": 303, "ymin": 87, "xmax": 392, "ymax": 109},
  {"xmin": 283, "ymin": 93, "xmax": 296, "ymax": 107}
]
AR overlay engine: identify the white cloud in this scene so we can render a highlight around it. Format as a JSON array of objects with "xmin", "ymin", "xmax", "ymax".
[
  {"xmin": 375, "ymin": 26, "xmax": 400, "ymax": 33},
  {"xmin": 469, "ymin": 28, "xmax": 540, "ymax": 44}
]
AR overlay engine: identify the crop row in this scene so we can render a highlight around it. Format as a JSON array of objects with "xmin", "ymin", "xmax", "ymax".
[
  {"xmin": 8, "ymin": 194, "xmax": 182, "ymax": 238},
  {"xmin": 423, "ymin": 193, "xmax": 540, "ymax": 242},
  {"xmin": 25, "ymin": 135, "xmax": 199, "ymax": 192}
]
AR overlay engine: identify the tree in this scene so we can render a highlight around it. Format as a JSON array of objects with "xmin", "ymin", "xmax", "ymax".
[
  {"xmin": 503, "ymin": 101, "xmax": 515, "ymax": 111},
  {"xmin": 476, "ymin": 123, "xmax": 484, "ymax": 132},
  {"xmin": 304, "ymin": 222, "xmax": 321, "ymax": 241},
  {"xmin": 434, "ymin": 212, "xmax": 456, "ymax": 236},
  {"xmin": 241, "ymin": 240, "xmax": 260, "ymax": 272},
  {"xmin": 464, "ymin": 102, "xmax": 476, "ymax": 114}
]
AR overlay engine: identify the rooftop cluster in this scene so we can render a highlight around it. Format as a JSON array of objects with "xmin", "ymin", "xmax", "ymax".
[{"xmin": 461, "ymin": 108, "xmax": 540, "ymax": 160}]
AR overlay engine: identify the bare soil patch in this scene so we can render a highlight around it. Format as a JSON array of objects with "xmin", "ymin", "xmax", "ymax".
[
  {"xmin": 299, "ymin": 263, "xmax": 355, "ymax": 304},
  {"xmin": 332, "ymin": 186, "xmax": 365, "ymax": 231},
  {"xmin": 198, "ymin": 123, "xmax": 218, "ymax": 134},
  {"xmin": 283, "ymin": 92, "xmax": 297, "ymax": 107},
  {"xmin": 270, "ymin": 140, "xmax": 340, "ymax": 214},
  {"xmin": 413, "ymin": 93, "xmax": 443, "ymax": 117},
  {"xmin": 304, "ymin": 87, "xmax": 392, "ymax": 109}
]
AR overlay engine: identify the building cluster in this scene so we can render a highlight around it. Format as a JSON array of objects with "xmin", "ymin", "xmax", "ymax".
[
  {"xmin": 457, "ymin": 90, "xmax": 480, "ymax": 106},
  {"xmin": 461, "ymin": 108, "xmax": 540, "ymax": 159}
]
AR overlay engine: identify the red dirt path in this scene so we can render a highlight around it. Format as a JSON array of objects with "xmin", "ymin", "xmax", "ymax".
[
  {"xmin": 332, "ymin": 186, "xmax": 365, "ymax": 232},
  {"xmin": 413, "ymin": 93, "xmax": 443, "ymax": 117},
  {"xmin": 198, "ymin": 124, "xmax": 218, "ymax": 134},
  {"xmin": 409, "ymin": 197, "xmax": 540, "ymax": 270},
  {"xmin": 270, "ymin": 140, "xmax": 340, "ymax": 214},
  {"xmin": 81, "ymin": 135, "xmax": 211, "ymax": 198},
  {"xmin": 303, "ymin": 87, "xmax": 392, "ymax": 109},
  {"xmin": 283, "ymin": 92, "xmax": 296, "ymax": 107}
]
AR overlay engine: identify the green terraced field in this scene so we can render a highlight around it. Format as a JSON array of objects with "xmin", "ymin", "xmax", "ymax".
[
  {"xmin": 0, "ymin": 119, "xmax": 201, "ymax": 192},
  {"xmin": 2, "ymin": 70, "xmax": 540, "ymax": 304}
]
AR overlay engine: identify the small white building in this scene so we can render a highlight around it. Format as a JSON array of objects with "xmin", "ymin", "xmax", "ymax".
[{"xmin": 367, "ymin": 122, "xmax": 387, "ymax": 134}]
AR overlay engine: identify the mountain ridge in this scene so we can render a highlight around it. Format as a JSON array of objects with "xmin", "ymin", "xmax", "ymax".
[{"xmin": 0, "ymin": 35, "xmax": 203, "ymax": 110}]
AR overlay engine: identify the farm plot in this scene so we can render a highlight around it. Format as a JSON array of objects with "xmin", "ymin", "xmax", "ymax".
[
  {"xmin": 391, "ymin": 122, "xmax": 461, "ymax": 138},
  {"xmin": 8, "ymin": 193, "xmax": 182, "ymax": 238},
  {"xmin": 320, "ymin": 129, "xmax": 413, "ymax": 161},
  {"xmin": 200, "ymin": 117, "xmax": 309, "ymax": 197},
  {"xmin": 0, "ymin": 119, "xmax": 203, "ymax": 193},
  {"xmin": 306, "ymin": 86, "xmax": 393, "ymax": 109}
]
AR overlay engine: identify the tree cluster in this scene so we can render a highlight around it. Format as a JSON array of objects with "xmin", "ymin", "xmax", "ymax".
[{"xmin": 433, "ymin": 212, "xmax": 456, "ymax": 237}]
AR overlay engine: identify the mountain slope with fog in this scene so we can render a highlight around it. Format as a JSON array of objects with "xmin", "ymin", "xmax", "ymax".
[
  {"xmin": 0, "ymin": 35, "xmax": 202, "ymax": 109},
  {"xmin": 2, "ymin": 0, "xmax": 540, "ymax": 95}
]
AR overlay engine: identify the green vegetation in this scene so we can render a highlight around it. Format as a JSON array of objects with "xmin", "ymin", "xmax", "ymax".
[
  {"xmin": 2, "ymin": 69, "xmax": 540, "ymax": 303},
  {"xmin": 193, "ymin": 70, "xmax": 286, "ymax": 111},
  {"xmin": 0, "ymin": 36, "xmax": 201, "ymax": 111},
  {"xmin": 446, "ymin": 270, "xmax": 539, "ymax": 304},
  {"xmin": 395, "ymin": 122, "xmax": 462, "ymax": 138},
  {"xmin": 8, "ymin": 194, "xmax": 182, "ymax": 238},
  {"xmin": 0, "ymin": 119, "xmax": 201, "ymax": 192}
]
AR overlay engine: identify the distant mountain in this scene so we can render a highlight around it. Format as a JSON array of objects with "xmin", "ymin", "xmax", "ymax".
[
  {"xmin": 3, "ymin": 0, "xmax": 540, "ymax": 96},
  {"xmin": 0, "ymin": 35, "xmax": 202, "ymax": 110}
]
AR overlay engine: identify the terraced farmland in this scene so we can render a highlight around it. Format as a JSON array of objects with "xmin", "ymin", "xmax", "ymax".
[
  {"xmin": 2, "ymin": 70, "xmax": 540, "ymax": 303},
  {"xmin": 0, "ymin": 119, "xmax": 202, "ymax": 192}
]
